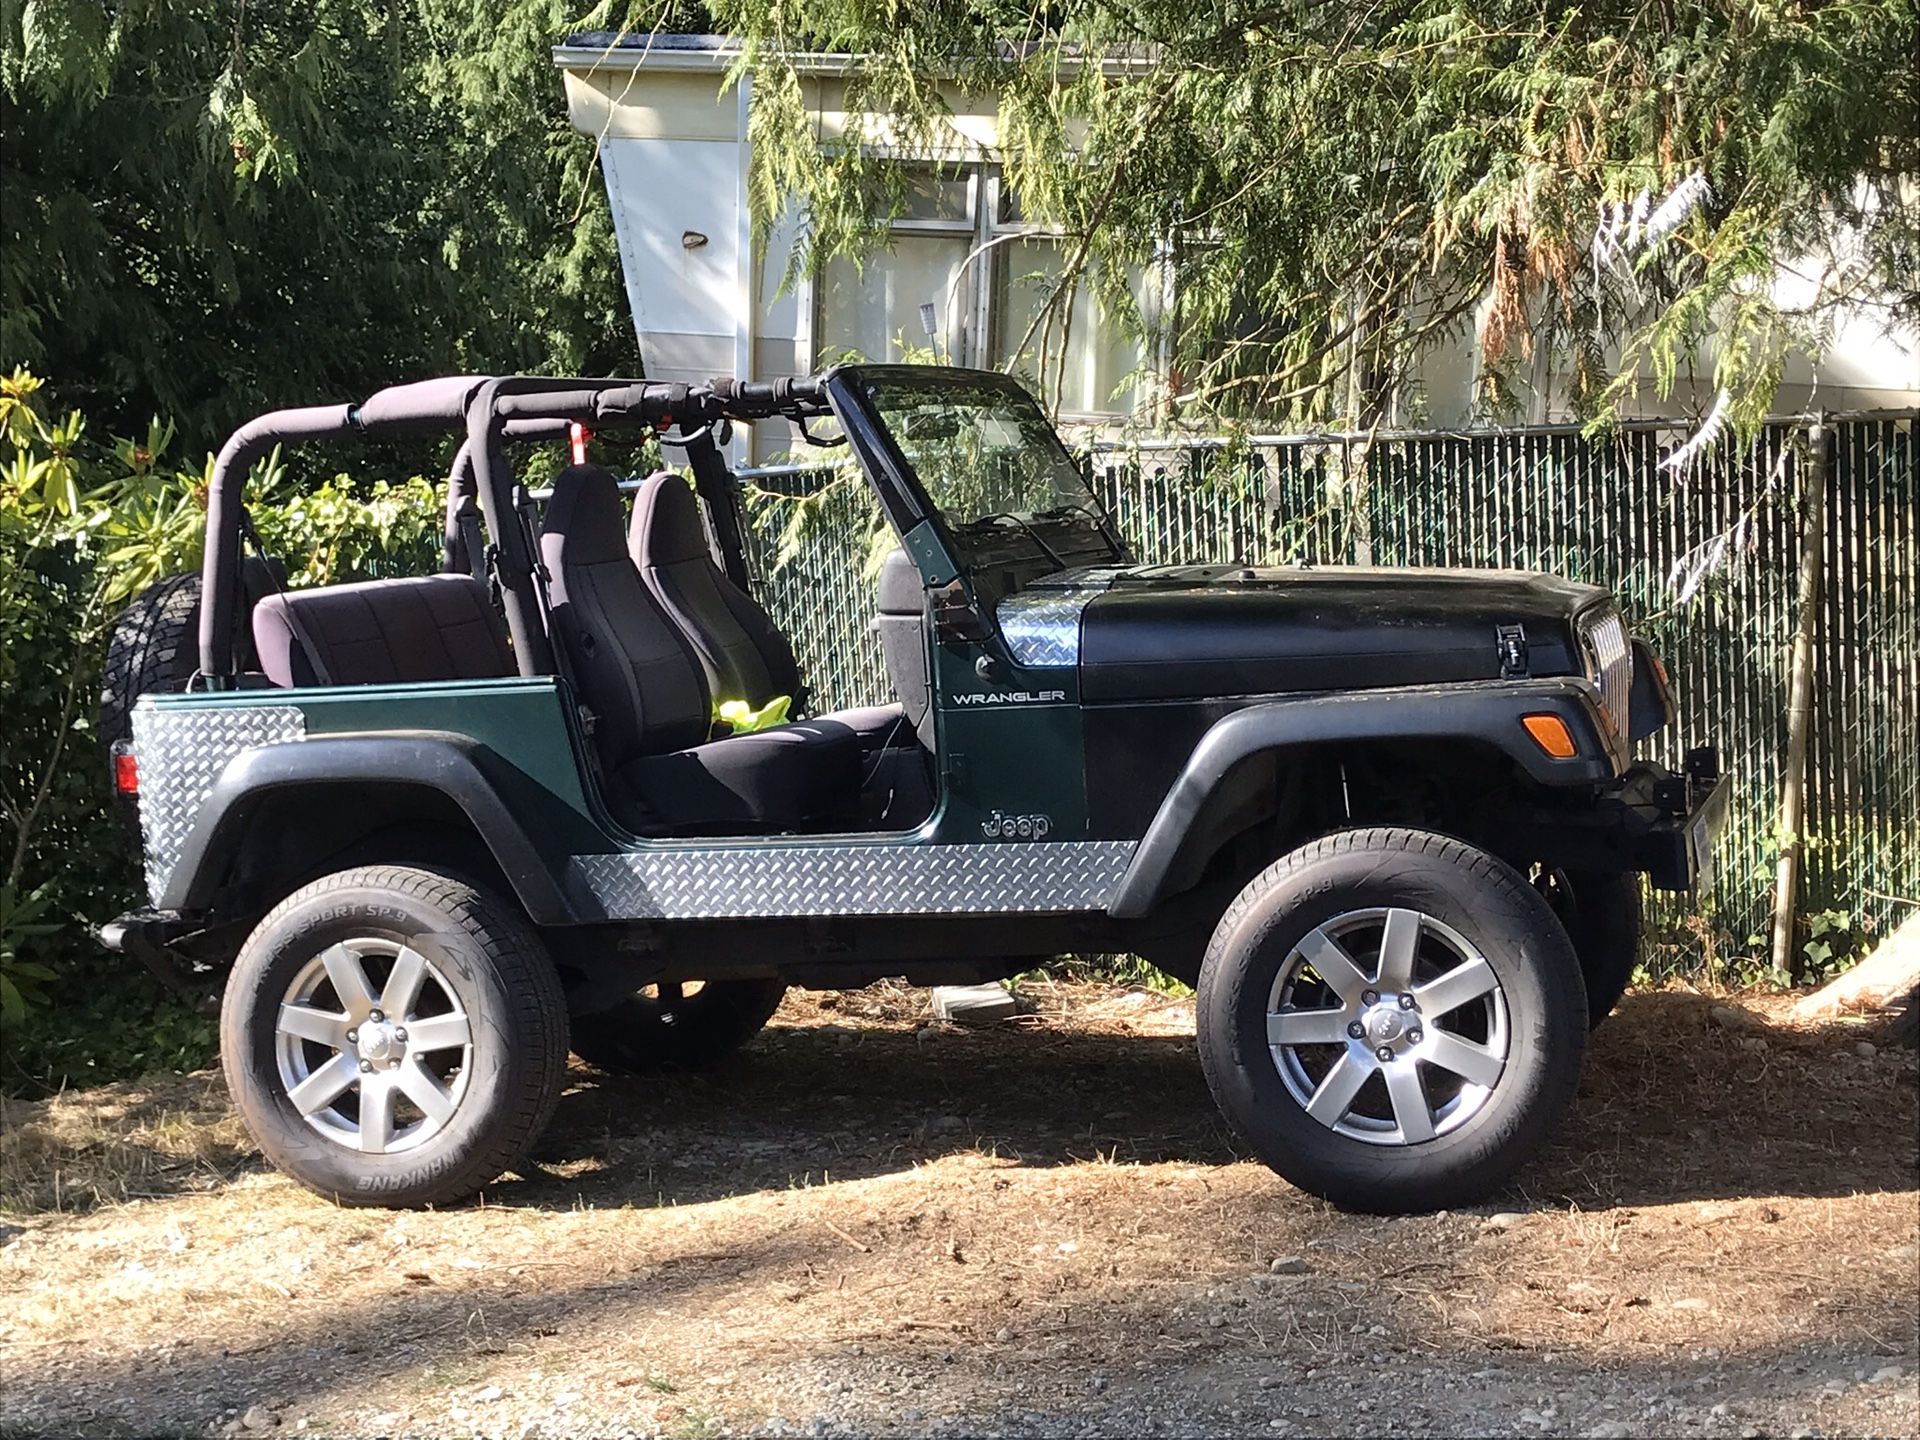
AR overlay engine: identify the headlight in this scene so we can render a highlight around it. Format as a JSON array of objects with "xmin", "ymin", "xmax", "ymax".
[{"xmin": 1577, "ymin": 603, "xmax": 1632, "ymax": 738}]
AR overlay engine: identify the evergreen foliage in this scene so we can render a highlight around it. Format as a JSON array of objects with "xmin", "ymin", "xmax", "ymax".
[
  {"xmin": 710, "ymin": 0, "xmax": 1919, "ymax": 428},
  {"xmin": 1, "ymin": 0, "xmax": 638, "ymax": 451}
]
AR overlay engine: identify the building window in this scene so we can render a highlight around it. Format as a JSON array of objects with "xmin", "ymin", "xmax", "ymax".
[{"xmin": 814, "ymin": 165, "xmax": 1147, "ymax": 419}]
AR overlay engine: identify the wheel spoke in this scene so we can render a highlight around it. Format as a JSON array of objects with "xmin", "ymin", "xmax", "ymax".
[
  {"xmin": 1423, "ymin": 1031, "xmax": 1506, "ymax": 1088},
  {"xmin": 277, "ymin": 1003, "xmax": 348, "ymax": 1049},
  {"xmin": 1374, "ymin": 908, "xmax": 1423, "ymax": 993},
  {"xmin": 1414, "ymin": 955, "xmax": 1499, "ymax": 1018},
  {"xmin": 358, "ymin": 1074, "xmax": 395, "ymax": 1153},
  {"xmin": 1295, "ymin": 928, "xmax": 1370, "ymax": 1003},
  {"xmin": 286, "ymin": 1054, "xmax": 358, "ymax": 1117},
  {"xmin": 397, "ymin": 1060, "xmax": 457, "ymax": 1126},
  {"xmin": 1304, "ymin": 1052, "xmax": 1372, "ymax": 1127},
  {"xmin": 380, "ymin": 946, "xmax": 429, "ymax": 1018},
  {"xmin": 1383, "ymin": 1063, "xmax": 1436, "ymax": 1143},
  {"xmin": 1267, "ymin": 1008, "xmax": 1354, "ymax": 1046},
  {"xmin": 319, "ymin": 943, "xmax": 379, "ymax": 1016},
  {"xmin": 403, "ymin": 1012, "xmax": 471, "ymax": 1053}
]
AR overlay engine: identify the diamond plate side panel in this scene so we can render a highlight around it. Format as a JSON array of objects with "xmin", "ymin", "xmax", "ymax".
[
  {"xmin": 996, "ymin": 591, "xmax": 1092, "ymax": 667},
  {"xmin": 569, "ymin": 841, "xmax": 1137, "ymax": 919},
  {"xmin": 132, "ymin": 705, "xmax": 306, "ymax": 904}
]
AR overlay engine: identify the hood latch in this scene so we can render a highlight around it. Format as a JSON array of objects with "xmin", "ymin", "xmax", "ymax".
[{"xmin": 1496, "ymin": 623, "xmax": 1529, "ymax": 678}]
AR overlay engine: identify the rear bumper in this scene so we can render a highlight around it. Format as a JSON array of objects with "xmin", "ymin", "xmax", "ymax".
[{"xmin": 99, "ymin": 909, "xmax": 225, "ymax": 1014}]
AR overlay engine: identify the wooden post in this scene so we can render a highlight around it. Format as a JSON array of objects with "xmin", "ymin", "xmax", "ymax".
[{"xmin": 1770, "ymin": 420, "xmax": 1830, "ymax": 982}]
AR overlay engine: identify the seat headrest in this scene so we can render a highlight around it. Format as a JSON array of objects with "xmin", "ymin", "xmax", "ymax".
[
  {"xmin": 630, "ymin": 472, "xmax": 711, "ymax": 568},
  {"xmin": 541, "ymin": 463, "xmax": 629, "ymax": 566}
]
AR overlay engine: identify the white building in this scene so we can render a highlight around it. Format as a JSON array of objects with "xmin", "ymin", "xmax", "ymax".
[{"xmin": 554, "ymin": 33, "xmax": 1918, "ymax": 448}]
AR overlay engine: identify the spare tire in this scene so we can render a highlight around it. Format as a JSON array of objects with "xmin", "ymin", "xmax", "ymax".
[
  {"xmin": 100, "ymin": 559, "xmax": 280, "ymax": 751},
  {"xmin": 99, "ymin": 573, "xmax": 203, "ymax": 750}
]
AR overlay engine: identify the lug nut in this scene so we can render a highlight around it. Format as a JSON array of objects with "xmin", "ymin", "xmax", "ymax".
[
  {"xmin": 1408, "ymin": 1028, "xmax": 1424, "ymax": 1045},
  {"xmin": 369, "ymin": 1009, "xmax": 384, "ymax": 1022},
  {"xmin": 1376, "ymin": 1046, "xmax": 1395, "ymax": 1063},
  {"xmin": 390, "ymin": 1057, "xmax": 403, "ymax": 1068},
  {"xmin": 1399, "ymin": 993, "xmax": 1416, "ymax": 1010},
  {"xmin": 1346, "ymin": 1021, "xmax": 1365, "ymax": 1040},
  {"xmin": 1362, "ymin": 990, "xmax": 1379, "ymax": 1006},
  {"xmin": 359, "ymin": 1060, "xmax": 373, "ymax": 1073},
  {"xmin": 394, "ymin": 1028, "xmax": 407, "ymax": 1042},
  {"xmin": 345, "ymin": 1029, "xmax": 358, "ymax": 1043}
]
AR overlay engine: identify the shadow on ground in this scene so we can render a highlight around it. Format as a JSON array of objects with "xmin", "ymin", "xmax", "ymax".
[{"xmin": 514, "ymin": 989, "xmax": 1915, "ymax": 1211}]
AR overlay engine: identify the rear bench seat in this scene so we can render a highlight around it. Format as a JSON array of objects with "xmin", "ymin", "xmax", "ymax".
[{"xmin": 251, "ymin": 574, "xmax": 513, "ymax": 687}]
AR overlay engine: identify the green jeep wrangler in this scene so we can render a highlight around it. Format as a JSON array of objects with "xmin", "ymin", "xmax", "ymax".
[{"xmin": 98, "ymin": 366, "xmax": 1726, "ymax": 1213}]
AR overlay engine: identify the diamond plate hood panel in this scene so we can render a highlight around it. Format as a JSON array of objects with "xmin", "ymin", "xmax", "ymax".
[
  {"xmin": 133, "ymin": 704, "xmax": 306, "ymax": 904},
  {"xmin": 570, "ymin": 841, "xmax": 1137, "ymax": 919}
]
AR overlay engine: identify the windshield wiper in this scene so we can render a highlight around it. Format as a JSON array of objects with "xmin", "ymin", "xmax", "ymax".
[{"xmin": 966, "ymin": 511, "xmax": 1065, "ymax": 570}]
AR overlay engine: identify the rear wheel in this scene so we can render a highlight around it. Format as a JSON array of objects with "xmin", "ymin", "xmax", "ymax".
[
  {"xmin": 571, "ymin": 978, "xmax": 786, "ymax": 1073},
  {"xmin": 221, "ymin": 866, "xmax": 569, "ymax": 1207},
  {"xmin": 1196, "ymin": 827, "xmax": 1587, "ymax": 1213}
]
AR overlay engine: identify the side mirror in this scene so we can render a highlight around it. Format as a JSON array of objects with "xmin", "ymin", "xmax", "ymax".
[{"xmin": 930, "ymin": 578, "xmax": 992, "ymax": 643}]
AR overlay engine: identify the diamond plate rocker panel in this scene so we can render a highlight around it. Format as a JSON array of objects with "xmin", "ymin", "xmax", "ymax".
[
  {"xmin": 569, "ymin": 841, "xmax": 1138, "ymax": 919},
  {"xmin": 133, "ymin": 705, "xmax": 306, "ymax": 904}
]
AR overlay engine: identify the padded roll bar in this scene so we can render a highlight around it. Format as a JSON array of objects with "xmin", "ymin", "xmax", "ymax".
[{"xmin": 201, "ymin": 371, "xmax": 830, "ymax": 684}]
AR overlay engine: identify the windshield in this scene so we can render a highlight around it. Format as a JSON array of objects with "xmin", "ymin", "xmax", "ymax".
[{"xmin": 861, "ymin": 370, "xmax": 1104, "ymax": 532}]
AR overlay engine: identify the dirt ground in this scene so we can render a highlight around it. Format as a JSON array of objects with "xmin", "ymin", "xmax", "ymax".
[{"xmin": 2, "ymin": 981, "xmax": 1916, "ymax": 1440}]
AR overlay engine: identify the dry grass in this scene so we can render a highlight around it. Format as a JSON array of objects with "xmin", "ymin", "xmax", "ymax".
[
  {"xmin": 0, "ymin": 1071, "xmax": 250, "ymax": 1215},
  {"xmin": 1, "ymin": 981, "xmax": 1915, "ymax": 1438}
]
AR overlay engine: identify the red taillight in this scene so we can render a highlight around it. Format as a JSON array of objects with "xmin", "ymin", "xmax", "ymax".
[
  {"xmin": 569, "ymin": 422, "xmax": 592, "ymax": 465},
  {"xmin": 112, "ymin": 745, "xmax": 138, "ymax": 795}
]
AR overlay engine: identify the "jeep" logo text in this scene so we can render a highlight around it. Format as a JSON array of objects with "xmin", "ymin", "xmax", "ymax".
[{"xmin": 982, "ymin": 810, "xmax": 1052, "ymax": 839}]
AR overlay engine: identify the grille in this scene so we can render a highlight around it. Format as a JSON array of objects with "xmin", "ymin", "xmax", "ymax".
[{"xmin": 1577, "ymin": 603, "xmax": 1632, "ymax": 739}]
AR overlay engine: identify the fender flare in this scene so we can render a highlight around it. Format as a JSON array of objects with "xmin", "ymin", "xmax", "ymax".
[
  {"xmin": 160, "ymin": 732, "xmax": 580, "ymax": 923},
  {"xmin": 1106, "ymin": 679, "xmax": 1623, "ymax": 919}
]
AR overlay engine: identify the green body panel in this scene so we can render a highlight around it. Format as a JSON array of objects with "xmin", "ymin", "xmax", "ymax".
[
  {"xmin": 149, "ymin": 678, "xmax": 610, "ymax": 851},
  {"xmin": 926, "ymin": 640, "xmax": 1090, "ymax": 842}
]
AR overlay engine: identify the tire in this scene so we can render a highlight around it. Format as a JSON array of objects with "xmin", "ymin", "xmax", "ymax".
[
  {"xmin": 100, "ymin": 559, "xmax": 278, "ymax": 750},
  {"xmin": 220, "ymin": 866, "xmax": 569, "ymax": 1208},
  {"xmin": 1195, "ymin": 827, "xmax": 1588, "ymax": 1214},
  {"xmin": 571, "ymin": 978, "xmax": 786, "ymax": 1073},
  {"xmin": 99, "ymin": 573, "xmax": 203, "ymax": 749},
  {"xmin": 1533, "ymin": 868, "xmax": 1643, "ymax": 1028}
]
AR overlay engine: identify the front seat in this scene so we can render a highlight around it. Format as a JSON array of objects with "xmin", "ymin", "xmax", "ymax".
[
  {"xmin": 628, "ymin": 473, "xmax": 907, "ymax": 750},
  {"xmin": 539, "ymin": 464, "xmax": 860, "ymax": 836}
]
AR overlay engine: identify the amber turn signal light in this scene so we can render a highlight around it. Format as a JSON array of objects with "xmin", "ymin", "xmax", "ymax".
[{"xmin": 1521, "ymin": 714, "xmax": 1578, "ymax": 759}]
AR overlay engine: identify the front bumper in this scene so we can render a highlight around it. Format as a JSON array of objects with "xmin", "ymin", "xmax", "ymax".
[
  {"xmin": 1497, "ymin": 745, "xmax": 1729, "ymax": 891},
  {"xmin": 1634, "ymin": 754, "xmax": 1730, "ymax": 891}
]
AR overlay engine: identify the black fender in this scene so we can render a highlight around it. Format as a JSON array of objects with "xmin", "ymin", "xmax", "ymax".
[
  {"xmin": 1106, "ymin": 679, "xmax": 1625, "ymax": 919},
  {"xmin": 160, "ymin": 731, "xmax": 580, "ymax": 923}
]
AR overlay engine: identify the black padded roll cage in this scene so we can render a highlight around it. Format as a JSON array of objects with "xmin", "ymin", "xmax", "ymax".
[{"xmin": 198, "ymin": 373, "xmax": 833, "ymax": 686}]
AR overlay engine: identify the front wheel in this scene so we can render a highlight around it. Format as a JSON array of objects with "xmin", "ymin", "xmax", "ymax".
[
  {"xmin": 1532, "ymin": 867, "xmax": 1643, "ymax": 1028},
  {"xmin": 1196, "ymin": 827, "xmax": 1587, "ymax": 1213},
  {"xmin": 221, "ymin": 866, "xmax": 569, "ymax": 1207}
]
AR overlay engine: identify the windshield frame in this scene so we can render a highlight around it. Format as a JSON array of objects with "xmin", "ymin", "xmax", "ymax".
[{"xmin": 820, "ymin": 363, "xmax": 1115, "ymax": 574}]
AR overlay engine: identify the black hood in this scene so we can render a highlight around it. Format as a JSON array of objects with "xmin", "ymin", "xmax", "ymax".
[{"xmin": 1038, "ymin": 564, "xmax": 1608, "ymax": 703}]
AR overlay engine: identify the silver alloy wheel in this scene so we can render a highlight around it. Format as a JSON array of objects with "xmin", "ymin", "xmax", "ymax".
[
  {"xmin": 273, "ymin": 938, "xmax": 474, "ymax": 1155},
  {"xmin": 1265, "ymin": 907, "xmax": 1510, "ymax": 1145}
]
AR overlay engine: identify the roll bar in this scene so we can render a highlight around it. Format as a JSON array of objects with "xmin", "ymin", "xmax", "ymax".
[{"xmin": 198, "ymin": 372, "xmax": 830, "ymax": 683}]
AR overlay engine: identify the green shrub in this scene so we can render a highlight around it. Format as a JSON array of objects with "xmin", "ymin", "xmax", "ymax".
[{"xmin": 0, "ymin": 370, "xmax": 440, "ymax": 1093}]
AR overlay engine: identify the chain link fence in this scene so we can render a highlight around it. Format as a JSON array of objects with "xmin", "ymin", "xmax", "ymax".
[{"xmin": 741, "ymin": 412, "xmax": 1918, "ymax": 969}]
